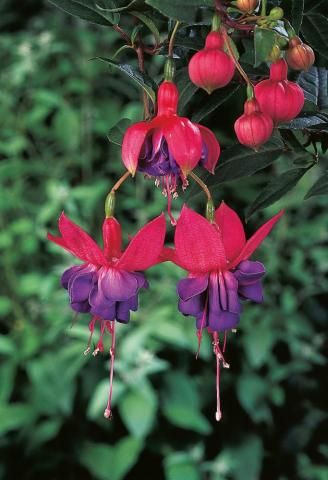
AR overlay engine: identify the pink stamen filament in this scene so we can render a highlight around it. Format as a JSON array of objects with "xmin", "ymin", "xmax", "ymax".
[
  {"xmin": 84, "ymin": 316, "xmax": 97, "ymax": 355},
  {"xmin": 212, "ymin": 332, "xmax": 230, "ymax": 422},
  {"xmin": 104, "ymin": 320, "xmax": 116, "ymax": 419},
  {"xmin": 223, "ymin": 330, "xmax": 227, "ymax": 353},
  {"xmin": 93, "ymin": 319, "xmax": 106, "ymax": 356}
]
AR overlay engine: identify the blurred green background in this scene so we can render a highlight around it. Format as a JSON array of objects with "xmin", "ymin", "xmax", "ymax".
[{"xmin": 0, "ymin": 1, "xmax": 327, "ymax": 479}]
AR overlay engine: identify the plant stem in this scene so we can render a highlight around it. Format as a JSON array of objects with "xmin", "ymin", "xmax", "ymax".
[
  {"xmin": 221, "ymin": 27, "xmax": 253, "ymax": 88},
  {"xmin": 111, "ymin": 171, "xmax": 131, "ymax": 193},
  {"xmin": 189, "ymin": 171, "xmax": 212, "ymax": 202},
  {"xmin": 261, "ymin": 0, "xmax": 267, "ymax": 17},
  {"xmin": 168, "ymin": 21, "xmax": 180, "ymax": 58}
]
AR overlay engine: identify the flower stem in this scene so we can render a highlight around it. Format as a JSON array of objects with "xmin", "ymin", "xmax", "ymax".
[
  {"xmin": 261, "ymin": 0, "xmax": 267, "ymax": 16},
  {"xmin": 168, "ymin": 21, "xmax": 180, "ymax": 58},
  {"xmin": 189, "ymin": 171, "xmax": 212, "ymax": 202},
  {"xmin": 105, "ymin": 171, "xmax": 131, "ymax": 217},
  {"xmin": 221, "ymin": 27, "xmax": 253, "ymax": 89},
  {"xmin": 111, "ymin": 171, "xmax": 131, "ymax": 193}
]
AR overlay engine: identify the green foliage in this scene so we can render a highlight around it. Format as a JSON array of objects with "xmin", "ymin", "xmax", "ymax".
[{"xmin": 0, "ymin": 1, "xmax": 327, "ymax": 480}]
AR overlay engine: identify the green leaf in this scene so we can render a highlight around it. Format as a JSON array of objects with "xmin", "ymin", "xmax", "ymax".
[
  {"xmin": 231, "ymin": 436, "xmax": 264, "ymax": 480},
  {"xmin": 302, "ymin": 13, "xmax": 328, "ymax": 62},
  {"xmin": 118, "ymin": 383, "xmax": 157, "ymax": 437},
  {"xmin": 162, "ymin": 372, "xmax": 212, "ymax": 434},
  {"xmin": 237, "ymin": 374, "xmax": 271, "ymax": 423},
  {"xmin": 191, "ymin": 84, "xmax": 240, "ymax": 122},
  {"xmin": 297, "ymin": 67, "xmax": 328, "ymax": 109},
  {"xmin": 53, "ymin": 105, "xmax": 80, "ymax": 150},
  {"xmin": 145, "ymin": 0, "xmax": 213, "ymax": 23},
  {"xmin": 174, "ymin": 32, "xmax": 205, "ymax": 51},
  {"xmin": 305, "ymin": 172, "xmax": 328, "ymax": 198},
  {"xmin": 27, "ymin": 419, "xmax": 62, "ymax": 452},
  {"xmin": 254, "ymin": 27, "xmax": 277, "ymax": 67},
  {"xmin": 81, "ymin": 438, "xmax": 143, "ymax": 480},
  {"xmin": 130, "ymin": 11, "xmax": 161, "ymax": 46},
  {"xmin": 48, "ymin": 0, "xmax": 120, "ymax": 25},
  {"xmin": 246, "ymin": 166, "xmax": 311, "ymax": 218},
  {"xmin": 292, "ymin": 0, "xmax": 304, "ymax": 34},
  {"xmin": 0, "ymin": 404, "xmax": 35, "ymax": 435},
  {"xmin": 164, "ymin": 453, "xmax": 201, "ymax": 480},
  {"xmin": 280, "ymin": 112, "xmax": 328, "ymax": 131},
  {"xmin": 175, "ymin": 68, "xmax": 198, "ymax": 113},
  {"xmin": 97, "ymin": 57, "xmax": 157, "ymax": 104},
  {"xmin": 208, "ymin": 137, "xmax": 284, "ymax": 185}
]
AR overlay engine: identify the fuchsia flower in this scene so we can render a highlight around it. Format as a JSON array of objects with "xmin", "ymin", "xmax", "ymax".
[
  {"xmin": 166, "ymin": 203, "xmax": 283, "ymax": 420},
  {"xmin": 122, "ymin": 80, "xmax": 220, "ymax": 195},
  {"xmin": 48, "ymin": 212, "xmax": 166, "ymax": 418}
]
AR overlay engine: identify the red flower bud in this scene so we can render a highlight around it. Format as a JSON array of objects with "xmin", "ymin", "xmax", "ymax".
[
  {"xmin": 157, "ymin": 81, "xmax": 179, "ymax": 115},
  {"xmin": 236, "ymin": 0, "xmax": 259, "ymax": 13},
  {"xmin": 286, "ymin": 36, "xmax": 315, "ymax": 71},
  {"xmin": 188, "ymin": 31, "xmax": 235, "ymax": 94},
  {"xmin": 234, "ymin": 98, "xmax": 273, "ymax": 150},
  {"xmin": 254, "ymin": 58, "xmax": 304, "ymax": 124}
]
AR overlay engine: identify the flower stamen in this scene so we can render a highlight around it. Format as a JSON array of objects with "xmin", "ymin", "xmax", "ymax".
[{"xmin": 104, "ymin": 320, "xmax": 116, "ymax": 420}]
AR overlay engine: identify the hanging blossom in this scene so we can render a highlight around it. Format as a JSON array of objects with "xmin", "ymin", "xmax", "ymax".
[
  {"xmin": 48, "ymin": 212, "xmax": 166, "ymax": 418},
  {"xmin": 121, "ymin": 80, "xmax": 220, "ymax": 222},
  {"xmin": 165, "ymin": 202, "xmax": 283, "ymax": 421}
]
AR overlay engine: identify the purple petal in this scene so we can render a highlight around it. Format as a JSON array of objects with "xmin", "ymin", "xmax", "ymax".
[
  {"xmin": 68, "ymin": 270, "xmax": 95, "ymax": 303},
  {"xmin": 100, "ymin": 267, "xmax": 139, "ymax": 302},
  {"xmin": 177, "ymin": 275, "xmax": 209, "ymax": 301},
  {"xmin": 239, "ymin": 282, "xmax": 264, "ymax": 303},
  {"xmin": 89, "ymin": 283, "xmax": 116, "ymax": 320},
  {"xmin": 196, "ymin": 312, "xmax": 209, "ymax": 330},
  {"xmin": 221, "ymin": 271, "xmax": 241, "ymax": 314},
  {"xmin": 209, "ymin": 311, "xmax": 240, "ymax": 331},
  {"xmin": 134, "ymin": 272, "xmax": 149, "ymax": 290},
  {"xmin": 61, "ymin": 265, "xmax": 82, "ymax": 289},
  {"xmin": 178, "ymin": 294, "xmax": 205, "ymax": 316},
  {"xmin": 234, "ymin": 260, "xmax": 265, "ymax": 285},
  {"xmin": 116, "ymin": 302, "xmax": 131, "ymax": 324},
  {"xmin": 71, "ymin": 300, "xmax": 91, "ymax": 313},
  {"xmin": 208, "ymin": 273, "xmax": 241, "ymax": 331}
]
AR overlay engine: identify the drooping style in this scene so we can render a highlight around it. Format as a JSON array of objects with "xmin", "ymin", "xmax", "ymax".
[
  {"xmin": 48, "ymin": 212, "xmax": 166, "ymax": 418},
  {"xmin": 165, "ymin": 203, "xmax": 283, "ymax": 420}
]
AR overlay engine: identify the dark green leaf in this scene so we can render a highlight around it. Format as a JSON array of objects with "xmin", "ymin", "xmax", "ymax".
[
  {"xmin": 145, "ymin": 0, "xmax": 213, "ymax": 23},
  {"xmin": 191, "ymin": 84, "xmax": 240, "ymax": 122},
  {"xmin": 280, "ymin": 113, "xmax": 328, "ymax": 131},
  {"xmin": 108, "ymin": 118, "xmax": 132, "ymax": 146},
  {"xmin": 130, "ymin": 11, "xmax": 161, "ymax": 46},
  {"xmin": 292, "ymin": 0, "xmax": 304, "ymax": 34},
  {"xmin": 246, "ymin": 166, "xmax": 311, "ymax": 219},
  {"xmin": 175, "ymin": 68, "xmax": 198, "ymax": 113},
  {"xmin": 297, "ymin": 67, "xmax": 328, "ymax": 109},
  {"xmin": 254, "ymin": 27, "xmax": 277, "ymax": 67},
  {"xmin": 208, "ymin": 137, "xmax": 284, "ymax": 185},
  {"xmin": 48, "ymin": 0, "xmax": 119, "ymax": 25},
  {"xmin": 301, "ymin": 13, "xmax": 328, "ymax": 63},
  {"xmin": 174, "ymin": 32, "xmax": 205, "ymax": 51},
  {"xmin": 305, "ymin": 172, "xmax": 328, "ymax": 198},
  {"xmin": 97, "ymin": 57, "xmax": 157, "ymax": 103}
]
